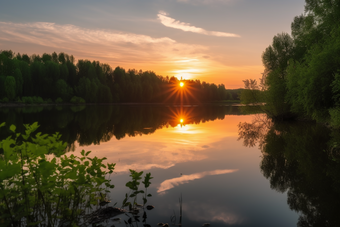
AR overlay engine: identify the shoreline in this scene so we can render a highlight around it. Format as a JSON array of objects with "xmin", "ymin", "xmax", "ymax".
[{"xmin": 0, "ymin": 100, "xmax": 241, "ymax": 108}]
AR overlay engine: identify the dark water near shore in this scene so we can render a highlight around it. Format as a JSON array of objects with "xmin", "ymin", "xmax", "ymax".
[{"xmin": 1, "ymin": 105, "xmax": 339, "ymax": 227}]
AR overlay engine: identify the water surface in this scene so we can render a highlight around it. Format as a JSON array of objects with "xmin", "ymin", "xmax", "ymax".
[{"xmin": 1, "ymin": 105, "xmax": 338, "ymax": 226}]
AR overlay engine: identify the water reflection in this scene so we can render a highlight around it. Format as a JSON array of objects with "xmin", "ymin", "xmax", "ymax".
[
  {"xmin": 238, "ymin": 115, "xmax": 340, "ymax": 227},
  {"xmin": 1, "ymin": 105, "xmax": 302, "ymax": 226},
  {"xmin": 0, "ymin": 105, "xmax": 254, "ymax": 149},
  {"xmin": 158, "ymin": 169, "xmax": 238, "ymax": 194}
]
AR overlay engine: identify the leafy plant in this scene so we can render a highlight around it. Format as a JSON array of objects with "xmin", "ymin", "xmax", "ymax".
[
  {"xmin": 0, "ymin": 122, "xmax": 116, "ymax": 226},
  {"xmin": 122, "ymin": 170, "xmax": 153, "ymax": 212}
]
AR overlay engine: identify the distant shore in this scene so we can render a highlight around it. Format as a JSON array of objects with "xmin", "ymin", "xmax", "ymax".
[{"xmin": 0, "ymin": 100, "xmax": 241, "ymax": 108}]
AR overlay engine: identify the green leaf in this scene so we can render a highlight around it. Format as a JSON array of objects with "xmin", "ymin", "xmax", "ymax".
[
  {"xmin": 0, "ymin": 122, "xmax": 5, "ymax": 128},
  {"xmin": 9, "ymin": 125, "xmax": 16, "ymax": 133}
]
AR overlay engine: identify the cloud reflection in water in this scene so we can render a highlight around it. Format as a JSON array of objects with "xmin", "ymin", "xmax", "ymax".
[
  {"xmin": 157, "ymin": 169, "xmax": 238, "ymax": 194},
  {"xmin": 183, "ymin": 201, "xmax": 245, "ymax": 225}
]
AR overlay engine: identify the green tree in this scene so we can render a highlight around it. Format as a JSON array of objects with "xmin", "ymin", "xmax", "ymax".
[
  {"xmin": 42, "ymin": 53, "xmax": 52, "ymax": 63},
  {"xmin": 4, "ymin": 76, "xmax": 16, "ymax": 100},
  {"xmin": 13, "ymin": 68, "xmax": 23, "ymax": 97},
  {"xmin": 56, "ymin": 79, "xmax": 73, "ymax": 101}
]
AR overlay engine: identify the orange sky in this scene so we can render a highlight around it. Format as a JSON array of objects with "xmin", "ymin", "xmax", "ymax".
[{"xmin": 0, "ymin": 1, "xmax": 305, "ymax": 88}]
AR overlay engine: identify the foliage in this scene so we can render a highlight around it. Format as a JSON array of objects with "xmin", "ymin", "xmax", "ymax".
[
  {"xmin": 22, "ymin": 96, "xmax": 33, "ymax": 104},
  {"xmin": 0, "ymin": 122, "xmax": 116, "ymax": 226},
  {"xmin": 0, "ymin": 105, "xmax": 248, "ymax": 154},
  {"xmin": 240, "ymin": 1, "xmax": 340, "ymax": 124},
  {"xmin": 239, "ymin": 79, "xmax": 264, "ymax": 104},
  {"xmin": 70, "ymin": 96, "xmax": 86, "ymax": 104},
  {"xmin": 0, "ymin": 97, "xmax": 9, "ymax": 103},
  {"xmin": 4, "ymin": 76, "xmax": 16, "ymax": 101},
  {"xmin": 238, "ymin": 115, "xmax": 340, "ymax": 226},
  {"xmin": 56, "ymin": 79, "xmax": 73, "ymax": 102},
  {"xmin": 331, "ymin": 72, "xmax": 340, "ymax": 106},
  {"xmin": 55, "ymin": 97, "xmax": 63, "ymax": 103},
  {"xmin": 329, "ymin": 107, "xmax": 340, "ymax": 128},
  {"xmin": 122, "ymin": 170, "xmax": 153, "ymax": 212},
  {"xmin": 32, "ymin": 96, "xmax": 44, "ymax": 104},
  {"xmin": 0, "ymin": 50, "xmax": 232, "ymax": 104}
]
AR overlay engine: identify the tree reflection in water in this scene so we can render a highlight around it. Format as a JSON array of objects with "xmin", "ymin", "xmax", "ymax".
[
  {"xmin": 238, "ymin": 115, "xmax": 340, "ymax": 227},
  {"xmin": 0, "ymin": 105, "xmax": 258, "ymax": 150}
]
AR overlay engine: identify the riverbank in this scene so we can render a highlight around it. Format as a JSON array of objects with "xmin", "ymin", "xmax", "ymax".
[{"xmin": 0, "ymin": 100, "xmax": 241, "ymax": 108}]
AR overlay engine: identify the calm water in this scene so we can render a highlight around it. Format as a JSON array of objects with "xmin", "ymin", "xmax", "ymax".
[{"xmin": 0, "ymin": 105, "xmax": 339, "ymax": 227}]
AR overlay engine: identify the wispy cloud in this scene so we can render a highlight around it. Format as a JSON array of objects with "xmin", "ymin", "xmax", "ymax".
[
  {"xmin": 177, "ymin": 0, "xmax": 235, "ymax": 4},
  {"xmin": 0, "ymin": 21, "xmax": 207, "ymax": 70},
  {"xmin": 0, "ymin": 20, "xmax": 251, "ymax": 87},
  {"xmin": 157, "ymin": 11, "xmax": 240, "ymax": 37},
  {"xmin": 157, "ymin": 169, "xmax": 238, "ymax": 193}
]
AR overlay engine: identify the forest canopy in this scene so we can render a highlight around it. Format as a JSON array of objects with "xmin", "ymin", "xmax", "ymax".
[
  {"xmin": 0, "ymin": 50, "xmax": 236, "ymax": 104},
  {"xmin": 240, "ymin": 0, "xmax": 340, "ymax": 126}
]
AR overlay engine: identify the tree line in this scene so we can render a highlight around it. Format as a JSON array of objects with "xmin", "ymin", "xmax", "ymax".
[
  {"xmin": 241, "ymin": 0, "xmax": 340, "ymax": 126},
  {"xmin": 0, "ymin": 50, "xmax": 237, "ymax": 104}
]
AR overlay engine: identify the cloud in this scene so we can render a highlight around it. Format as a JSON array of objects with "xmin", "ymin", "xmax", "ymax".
[
  {"xmin": 177, "ymin": 0, "xmax": 234, "ymax": 3},
  {"xmin": 157, "ymin": 169, "xmax": 238, "ymax": 193},
  {"xmin": 0, "ymin": 21, "xmax": 207, "ymax": 70},
  {"xmin": 157, "ymin": 11, "xmax": 240, "ymax": 37}
]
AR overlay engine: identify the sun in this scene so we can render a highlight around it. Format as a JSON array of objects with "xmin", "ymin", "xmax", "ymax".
[{"xmin": 179, "ymin": 82, "xmax": 184, "ymax": 87}]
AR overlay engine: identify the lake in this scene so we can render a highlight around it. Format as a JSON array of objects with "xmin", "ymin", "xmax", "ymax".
[{"xmin": 0, "ymin": 105, "xmax": 339, "ymax": 227}]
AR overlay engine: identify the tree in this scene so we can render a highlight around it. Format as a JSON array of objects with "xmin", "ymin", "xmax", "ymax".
[
  {"xmin": 58, "ymin": 52, "xmax": 66, "ymax": 64},
  {"xmin": 56, "ymin": 79, "xmax": 73, "ymax": 101},
  {"xmin": 262, "ymin": 33, "xmax": 294, "ymax": 78},
  {"xmin": 13, "ymin": 68, "xmax": 23, "ymax": 97},
  {"xmin": 42, "ymin": 53, "xmax": 52, "ymax": 63},
  {"xmin": 4, "ymin": 76, "xmax": 16, "ymax": 100},
  {"xmin": 75, "ymin": 77, "xmax": 91, "ymax": 102},
  {"xmin": 260, "ymin": 33, "xmax": 294, "ymax": 119}
]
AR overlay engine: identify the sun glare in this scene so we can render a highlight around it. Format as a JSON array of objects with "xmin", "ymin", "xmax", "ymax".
[
  {"xmin": 180, "ymin": 118, "xmax": 184, "ymax": 123},
  {"xmin": 180, "ymin": 82, "xmax": 184, "ymax": 87}
]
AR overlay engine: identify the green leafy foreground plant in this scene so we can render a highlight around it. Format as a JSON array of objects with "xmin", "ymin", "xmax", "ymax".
[
  {"xmin": 122, "ymin": 170, "xmax": 153, "ymax": 212},
  {"xmin": 0, "ymin": 122, "xmax": 116, "ymax": 226}
]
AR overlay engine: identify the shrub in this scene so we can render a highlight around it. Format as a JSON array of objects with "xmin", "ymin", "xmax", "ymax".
[
  {"xmin": 0, "ymin": 97, "xmax": 9, "ymax": 103},
  {"xmin": 329, "ymin": 107, "xmax": 340, "ymax": 128},
  {"xmin": 70, "ymin": 96, "xmax": 85, "ymax": 104},
  {"xmin": 0, "ymin": 122, "xmax": 116, "ymax": 226},
  {"xmin": 22, "ymin": 96, "xmax": 33, "ymax": 104},
  {"xmin": 15, "ymin": 97, "xmax": 23, "ymax": 103},
  {"xmin": 32, "ymin": 96, "xmax": 44, "ymax": 103},
  {"xmin": 55, "ymin": 97, "xmax": 63, "ymax": 103},
  {"xmin": 45, "ymin": 98, "xmax": 53, "ymax": 104}
]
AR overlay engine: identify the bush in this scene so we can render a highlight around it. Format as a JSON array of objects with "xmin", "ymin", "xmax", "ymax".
[
  {"xmin": 329, "ymin": 108, "xmax": 340, "ymax": 128},
  {"xmin": 55, "ymin": 97, "xmax": 63, "ymax": 103},
  {"xmin": 0, "ymin": 97, "xmax": 9, "ymax": 103},
  {"xmin": 70, "ymin": 96, "xmax": 85, "ymax": 104},
  {"xmin": 32, "ymin": 96, "xmax": 44, "ymax": 104},
  {"xmin": 15, "ymin": 97, "xmax": 23, "ymax": 103},
  {"xmin": 22, "ymin": 96, "xmax": 33, "ymax": 104},
  {"xmin": 45, "ymin": 98, "xmax": 53, "ymax": 104},
  {"xmin": 0, "ymin": 122, "xmax": 116, "ymax": 226}
]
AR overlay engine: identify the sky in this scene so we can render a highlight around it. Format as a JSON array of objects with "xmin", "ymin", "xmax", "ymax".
[{"xmin": 0, "ymin": 0, "xmax": 305, "ymax": 88}]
